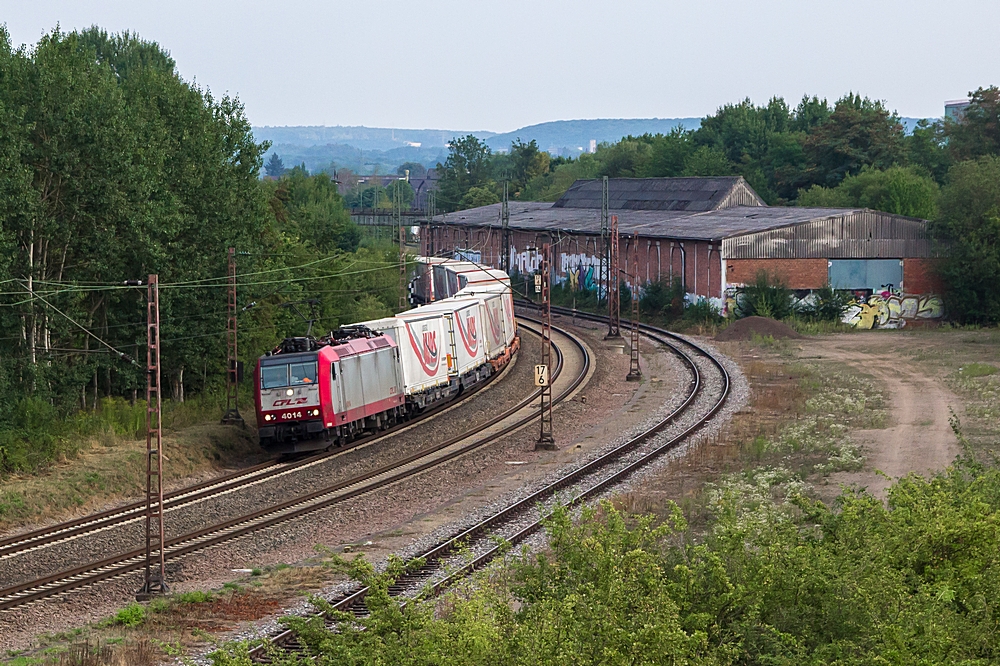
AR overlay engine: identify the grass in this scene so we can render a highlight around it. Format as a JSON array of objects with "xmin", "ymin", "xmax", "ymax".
[
  {"xmin": 0, "ymin": 406, "xmax": 261, "ymax": 531},
  {"xmin": 7, "ymin": 575, "xmax": 306, "ymax": 665},
  {"xmin": 614, "ymin": 335, "xmax": 889, "ymax": 530},
  {"xmin": 958, "ymin": 362, "xmax": 998, "ymax": 378}
]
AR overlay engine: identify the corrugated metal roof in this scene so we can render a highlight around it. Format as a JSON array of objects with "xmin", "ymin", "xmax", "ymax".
[
  {"xmin": 429, "ymin": 177, "xmax": 935, "ymax": 258},
  {"xmin": 433, "ymin": 203, "xmax": 873, "ymax": 242},
  {"xmin": 552, "ymin": 176, "xmax": 765, "ymax": 211},
  {"xmin": 722, "ymin": 211, "xmax": 935, "ymax": 258}
]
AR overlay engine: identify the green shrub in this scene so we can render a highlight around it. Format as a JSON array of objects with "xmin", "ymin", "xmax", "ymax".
[
  {"xmin": 682, "ymin": 300, "xmax": 724, "ymax": 326},
  {"xmin": 735, "ymin": 270, "xmax": 793, "ymax": 319},
  {"xmin": 795, "ymin": 285, "xmax": 853, "ymax": 322},
  {"xmin": 639, "ymin": 278, "xmax": 684, "ymax": 318},
  {"xmin": 112, "ymin": 603, "xmax": 147, "ymax": 627},
  {"xmin": 174, "ymin": 590, "xmax": 214, "ymax": 604}
]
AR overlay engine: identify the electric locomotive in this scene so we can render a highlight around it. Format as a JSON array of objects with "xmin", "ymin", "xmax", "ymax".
[{"xmin": 254, "ymin": 257, "xmax": 519, "ymax": 455}]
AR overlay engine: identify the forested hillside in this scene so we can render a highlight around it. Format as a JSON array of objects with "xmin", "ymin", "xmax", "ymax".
[{"xmin": 0, "ymin": 28, "xmax": 399, "ymax": 475}]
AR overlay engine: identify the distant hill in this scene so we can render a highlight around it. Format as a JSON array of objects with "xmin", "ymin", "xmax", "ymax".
[
  {"xmin": 266, "ymin": 142, "xmax": 451, "ymax": 176},
  {"xmin": 255, "ymin": 116, "xmax": 935, "ymax": 174},
  {"xmin": 482, "ymin": 118, "xmax": 701, "ymax": 156},
  {"xmin": 253, "ymin": 125, "xmax": 495, "ymax": 153}
]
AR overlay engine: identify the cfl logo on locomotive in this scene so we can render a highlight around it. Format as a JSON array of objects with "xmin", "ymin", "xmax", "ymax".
[{"xmin": 273, "ymin": 397, "xmax": 309, "ymax": 407}]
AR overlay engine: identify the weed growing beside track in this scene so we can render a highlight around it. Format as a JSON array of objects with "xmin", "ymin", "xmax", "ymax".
[{"xmin": 207, "ymin": 452, "xmax": 1000, "ymax": 666}]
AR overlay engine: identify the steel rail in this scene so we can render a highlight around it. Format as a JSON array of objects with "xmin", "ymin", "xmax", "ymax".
[
  {"xmin": 0, "ymin": 320, "xmax": 589, "ymax": 612},
  {"xmin": 250, "ymin": 311, "xmax": 729, "ymax": 661},
  {"xmin": 0, "ymin": 327, "xmax": 519, "ymax": 560}
]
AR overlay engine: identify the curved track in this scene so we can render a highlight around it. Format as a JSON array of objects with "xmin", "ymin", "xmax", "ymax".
[
  {"xmin": 0, "ymin": 319, "xmax": 590, "ymax": 613},
  {"xmin": 0, "ymin": 339, "xmax": 520, "ymax": 562},
  {"xmin": 249, "ymin": 308, "xmax": 730, "ymax": 662}
]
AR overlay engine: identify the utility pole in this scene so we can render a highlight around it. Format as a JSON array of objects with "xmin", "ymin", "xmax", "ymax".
[
  {"xmin": 137, "ymin": 274, "xmax": 168, "ymax": 600},
  {"xmin": 536, "ymin": 243, "xmax": 557, "ymax": 450},
  {"xmin": 222, "ymin": 248, "xmax": 243, "ymax": 425},
  {"xmin": 626, "ymin": 238, "xmax": 642, "ymax": 381},
  {"xmin": 600, "ymin": 175, "xmax": 609, "ymax": 303},
  {"xmin": 396, "ymin": 180, "xmax": 407, "ymax": 311},
  {"xmin": 500, "ymin": 180, "xmax": 510, "ymax": 273},
  {"xmin": 606, "ymin": 214, "xmax": 621, "ymax": 339}
]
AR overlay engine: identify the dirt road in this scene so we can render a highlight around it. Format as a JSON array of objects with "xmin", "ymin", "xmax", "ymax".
[{"xmin": 809, "ymin": 334, "xmax": 961, "ymax": 498}]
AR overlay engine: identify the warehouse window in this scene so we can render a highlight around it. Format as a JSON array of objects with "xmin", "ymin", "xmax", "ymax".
[{"xmin": 828, "ymin": 259, "xmax": 903, "ymax": 290}]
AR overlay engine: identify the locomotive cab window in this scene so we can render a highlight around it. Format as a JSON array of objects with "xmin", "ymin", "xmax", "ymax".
[
  {"xmin": 289, "ymin": 362, "xmax": 317, "ymax": 385},
  {"xmin": 261, "ymin": 365, "xmax": 288, "ymax": 389}
]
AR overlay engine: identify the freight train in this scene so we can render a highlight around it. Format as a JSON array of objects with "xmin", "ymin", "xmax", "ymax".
[{"xmin": 255, "ymin": 258, "xmax": 519, "ymax": 454}]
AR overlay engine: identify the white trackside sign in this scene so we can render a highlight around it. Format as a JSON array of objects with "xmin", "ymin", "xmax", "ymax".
[{"xmin": 534, "ymin": 364, "xmax": 549, "ymax": 386}]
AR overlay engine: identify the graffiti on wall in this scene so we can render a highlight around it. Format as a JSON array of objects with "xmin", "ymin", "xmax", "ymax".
[
  {"xmin": 841, "ymin": 288, "xmax": 944, "ymax": 329},
  {"xmin": 454, "ymin": 249, "xmax": 481, "ymax": 263},
  {"xmin": 560, "ymin": 252, "xmax": 600, "ymax": 292},
  {"xmin": 512, "ymin": 248, "xmax": 605, "ymax": 292},
  {"xmin": 511, "ymin": 248, "xmax": 543, "ymax": 275}
]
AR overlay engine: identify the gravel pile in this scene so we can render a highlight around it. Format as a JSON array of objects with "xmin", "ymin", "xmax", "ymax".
[{"xmin": 715, "ymin": 316, "xmax": 803, "ymax": 341}]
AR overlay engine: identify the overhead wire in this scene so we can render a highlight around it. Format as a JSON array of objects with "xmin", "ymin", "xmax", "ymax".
[{"xmin": 19, "ymin": 284, "xmax": 140, "ymax": 367}]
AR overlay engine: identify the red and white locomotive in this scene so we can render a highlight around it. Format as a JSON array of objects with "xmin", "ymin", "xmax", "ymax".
[{"xmin": 255, "ymin": 258, "xmax": 519, "ymax": 454}]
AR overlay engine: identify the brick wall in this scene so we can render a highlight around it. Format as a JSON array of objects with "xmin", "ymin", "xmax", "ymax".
[
  {"xmin": 903, "ymin": 258, "xmax": 944, "ymax": 294},
  {"xmin": 725, "ymin": 258, "xmax": 828, "ymax": 289},
  {"xmin": 425, "ymin": 227, "xmax": 725, "ymax": 298}
]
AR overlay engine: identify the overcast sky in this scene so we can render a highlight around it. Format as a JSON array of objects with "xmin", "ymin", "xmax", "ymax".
[{"xmin": 4, "ymin": 0, "xmax": 998, "ymax": 131}]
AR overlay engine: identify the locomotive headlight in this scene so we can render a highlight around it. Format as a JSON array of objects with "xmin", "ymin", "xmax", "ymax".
[
  {"xmin": 264, "ymin": 414, "xmax": 272, "ymax": 421},
  {"xmin": 312, "ymin": 409, "xmax": 320, "ymax": 416},
  {"xmin": 286, "ymin": 389, "xmax": 294, "ymax": 396}
]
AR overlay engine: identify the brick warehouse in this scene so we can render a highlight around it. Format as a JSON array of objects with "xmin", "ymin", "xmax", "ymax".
[{"xmin": 422, "ymin": 177, "xmax": 944, "ymax": 327}]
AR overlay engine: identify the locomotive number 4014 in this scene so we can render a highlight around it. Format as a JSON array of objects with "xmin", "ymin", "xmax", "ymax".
[{"xmin": 281, "ymin": 411, "xmax": 302, "ymax": 420}]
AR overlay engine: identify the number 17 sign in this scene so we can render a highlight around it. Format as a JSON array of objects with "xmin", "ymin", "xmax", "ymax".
[{"xmin": 534, "ymin": 364, "xmax": 549, "ymax": 386}]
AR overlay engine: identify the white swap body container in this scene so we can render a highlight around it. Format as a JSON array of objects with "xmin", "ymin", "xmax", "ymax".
[
  {"xmin": 415, "ymin": 298, "xmax": 487, "ymax": 376},
  {"xmin": 479, "ymin": 293, "xmax": 510, "ymax": 360},
  {"xmin": 359, "ymin": 314, "xmax": 451, "ymax": 395}
]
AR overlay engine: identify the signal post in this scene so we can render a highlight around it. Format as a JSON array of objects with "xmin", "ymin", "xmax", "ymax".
[{"xmin": 535, "ymin": 243, "xmax": 557, "ymax": 450}]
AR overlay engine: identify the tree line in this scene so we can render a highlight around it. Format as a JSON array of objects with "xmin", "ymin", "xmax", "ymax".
[
  {"xmin": 435, "ymin": 89, "xmax": 1000, "ymax": 324},
  {"xmin": 0, "ymin": 28, "xmax": 400, "ymax": 474}
]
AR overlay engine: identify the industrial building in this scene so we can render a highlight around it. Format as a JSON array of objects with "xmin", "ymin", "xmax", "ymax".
[{"xmin": 422, "ymin": 177, "xmax": 944, "ymax": 326}]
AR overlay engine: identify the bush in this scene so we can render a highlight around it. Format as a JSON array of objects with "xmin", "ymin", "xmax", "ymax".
[
  {"xmin": 735, "ymin": 270, "xmax": 793, "ymax": 319},
  {"xmin": 639, "ymin": 278, "xmax": 684, "ymax": 318},
  {"xmin": 683, "ymin": 300, "xmax": 724, "ymax": 326},
  {"xmin": 795, "ymin": 285, "xmax": 853, "ymax": 322},
  {"xmin": 111, "ymin": 603, "xmax": 146, "ymax": 627}
]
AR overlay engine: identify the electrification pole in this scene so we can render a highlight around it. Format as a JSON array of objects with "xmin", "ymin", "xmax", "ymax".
[
  {"xmin": 222, "ymin": 248, "xmax": 243, "ymax": 425},
  {"xmin": 536, "ymin": 243, "xmax": 557, "ymax": 450},
  {"xmin": 396, "ymin": 180, "xmax": 407, "ymax": 311},
  {"xmin": 626, "ymin": 238, "xmax": 642, "ymax": 381},
  {"xmin": 137, "ymin": 274, "xmax": 168, "ymax": 600},
  {"xmin": 500, "ymin": 180, "xmax": 510, "ymax": 273},
  {"xmin": 606, "ymin": 214, "xmax": 621, "ymax": 338},
  {"xmin": 600, "ymin": 175, "xmax": 609, "ymax": 303}
]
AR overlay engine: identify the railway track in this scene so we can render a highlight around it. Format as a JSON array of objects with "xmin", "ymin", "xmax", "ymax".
[
  {"xmin": 247, "ymin": 310, "xmax": 730, "ymax": 662},
  {"xmin": 0, "ymin": 332, "xmax": 516, "ymax": 564},
  {"xmin": 0, "ymin": 319, "xmax": 590, "ymax": 613}
]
